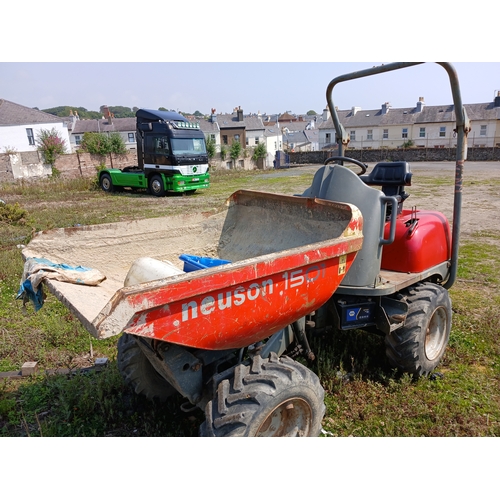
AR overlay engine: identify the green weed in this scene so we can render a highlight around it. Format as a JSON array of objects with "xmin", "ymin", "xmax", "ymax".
[{"xmin": 1, "ymin": 167, "xmax": 499, "ymax": 436}]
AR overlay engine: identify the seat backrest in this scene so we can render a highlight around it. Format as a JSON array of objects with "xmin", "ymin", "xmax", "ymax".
[{"xmin": 303, "ymin": 164, "xmax": 386, "ymax": 287}]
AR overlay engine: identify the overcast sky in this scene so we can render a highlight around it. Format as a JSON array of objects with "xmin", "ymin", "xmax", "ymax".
[{"xmin": 1, "ymin": 61, "xmax": 498, "ymax": 117}]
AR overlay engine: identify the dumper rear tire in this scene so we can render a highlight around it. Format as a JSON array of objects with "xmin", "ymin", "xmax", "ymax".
[
  {"xmin": 117, "ymin": 333, "xmax": 175, "ymax": 402},
  {"xmin": 385, "ymin": 282, "xmax": 451, "ymax": 377},
  {"xmin": 200, "ymin": 353, "xmax": 325, "ymax": 437}
]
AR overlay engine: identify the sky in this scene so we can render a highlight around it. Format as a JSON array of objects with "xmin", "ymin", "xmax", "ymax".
[
  {"xmin": 1, "ymin": 4, "xmax": 497, "ymax": 118},
  {"xmin": 0, "ymin": 61, "xmax": 498, "ymax": 117}
]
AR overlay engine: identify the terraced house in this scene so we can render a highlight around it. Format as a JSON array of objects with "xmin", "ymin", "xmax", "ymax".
[{"xmin": 319, "ymin": 93, "xmax": 500, "ymax": 150}]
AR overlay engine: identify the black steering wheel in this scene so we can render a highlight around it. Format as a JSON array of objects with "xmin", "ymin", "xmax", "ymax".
[{"xmin": 323, "ymin": 156, "xmax": 368, "ymax": 176}]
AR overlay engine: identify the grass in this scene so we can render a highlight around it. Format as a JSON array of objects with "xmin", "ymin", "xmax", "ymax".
[{"xmin": 1, "ymin": 165, "xmax": 499, "ymax": 437}]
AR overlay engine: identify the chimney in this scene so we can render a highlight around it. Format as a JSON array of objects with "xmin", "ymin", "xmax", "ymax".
[
  {"xmin": 495, "ymin": 91, "xmax": 500, "ymax": 108},
  {"xmin": 351, "ymin": 106, "xmax": 361, "ymax": 116},
  {"xmin": 322, "ymin": 106, "xmax": 330, "ymax": 121},
  {"xmin": 102, "ymin": 105, "xmax": 112, "ymax": 124},
  {"xmin": 211, "ymin": 108, "xmax": 217, "ymax": 123},
  {"xmin": 236, "ymin": 106, "xmax": 243, "ymax": 122},
  {"xmin": 381, "ymin": 102, "xmax": 391, "ymax": 114},
  {"xmin": 416, "ymin": 97, "xmax": 425, "ymax": 112}
]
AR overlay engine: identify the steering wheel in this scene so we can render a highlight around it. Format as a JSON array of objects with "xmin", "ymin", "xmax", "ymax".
[{"xmin": 323, "ymin": 156, "xmax": 368, "ymax": 176}]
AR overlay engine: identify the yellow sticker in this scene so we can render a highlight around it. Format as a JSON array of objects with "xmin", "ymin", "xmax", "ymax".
[{"xmin": 338, "ymin": 255, "xmax": 347, "ymax": 275}]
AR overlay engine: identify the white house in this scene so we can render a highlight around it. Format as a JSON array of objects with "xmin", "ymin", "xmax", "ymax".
[
  {"xmin": 319, "ymin": 94, "xmax": 500, "ymax": 150},
  {"xmin": 0, "ymin": 99, "xmax": 71, "ymax": 154},
  {"xmin": 70, "ymin": 106, "xmax": 137, "ymax": 152}
]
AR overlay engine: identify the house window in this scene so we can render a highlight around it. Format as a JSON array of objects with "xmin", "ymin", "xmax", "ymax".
[
  {"xmin": 325, "ymin": 133, "xmax": 331, "ymax": 144},
  {"xmin": 75, "ymin": 135, "xmax": 81, "ymax": 145},
  {"xmin": 367, "ymin": 130, "xmax": 373, "ymax": 140},
  {"xmin": 480, "ymin": 125, "xmax": 487, "ymax": 136},
  {"xmin": 402, "ymin": 128, "xmax": 408, "ymax": 139},
  {"xmin": 350, "ymin": 130, "xmax": 356, "ymax": 141},
  {"xmin": 234, "ymin": 134, "xmax": 240, "ymax": 144},
  {"xmin": 26, "ymin": 128, "xmax": 35, "ymax": 146},
  {"xmin": 128, "ymin": 133, "xmax": 135, "ymax": 143},
  {"xmin": 439, "ymin": 127, "xmax": 446, "ymax": 137},
  {"xmin": 210, "ymin": 134, "xmax": 216, "ymax": 142},
  {"xmin": 255, "ymin": 138, "xmax": 259, "ymax": 145},
  {"xmin": 419, "ymin": 127, "xmax": 426, "ymax": 138},
  {"xmin": 223, "ymin": 135, "xmax": 228, "ymax": 145},
  {"xmin": 383, "ymin": 129, "xmax": 388, "ymax": 139}
]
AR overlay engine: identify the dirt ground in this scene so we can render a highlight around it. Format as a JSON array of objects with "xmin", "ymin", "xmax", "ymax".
[{"xmin": 263, "ymin": 161, "xmax": 500, "ymax": 243}]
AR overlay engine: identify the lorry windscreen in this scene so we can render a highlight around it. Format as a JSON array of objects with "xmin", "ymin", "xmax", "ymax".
[{"xmin": 171, "ymin": 138, "xmax": 207, "ymax": 155}]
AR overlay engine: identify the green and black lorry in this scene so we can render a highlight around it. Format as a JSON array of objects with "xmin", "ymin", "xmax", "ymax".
[{"xmin": 98, "ymin": 109, "xmax": 210, "ymax": 196}]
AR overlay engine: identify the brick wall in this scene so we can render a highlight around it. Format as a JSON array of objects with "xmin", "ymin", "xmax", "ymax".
[
  {"xmin": 0, "ymin": 151, "xmax": 140, "ymax": 181},
  {"xmin": 54, "ymin": 151, "xmax": 139, "ymax": 179}
]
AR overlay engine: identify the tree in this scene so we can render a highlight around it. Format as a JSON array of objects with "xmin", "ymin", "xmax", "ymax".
[
  {"xmin": 205, "ymin": 135, "xmax": 216, "ymax": 160},
  {"xmin": 80, "ymin": 132, "xmax": 127, "ymax": 155},
  {"xmin": 306, "ymin": 110, "xmax": 318, "ymax": 116},
  {"xmin": 251, "ymin": 142, "xmax": 267, "ymax": 162},
  {"xmin": 229, "ymin": 140, "xmax": 242, "ymax": 165},
  {"xmin": 220, "ymin": 144, "xmax": 228, "ymax": 161},
  {"xmin": 36, "ymin": 128, "xmax": 67, "ymax": 166}
]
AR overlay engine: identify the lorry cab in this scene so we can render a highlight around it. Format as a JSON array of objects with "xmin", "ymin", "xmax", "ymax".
[{"xmin": 136, "ymin": 109, "xmax": 208, "ymax": 177}]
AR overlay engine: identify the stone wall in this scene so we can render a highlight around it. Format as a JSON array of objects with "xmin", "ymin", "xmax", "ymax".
[
  {"xmin": 0, "ymin": 154, "xmax": 11, "ymax": 183},
  {"xmin": 289, "ymin": 147, "xmax": 500, "ymax": 165}
]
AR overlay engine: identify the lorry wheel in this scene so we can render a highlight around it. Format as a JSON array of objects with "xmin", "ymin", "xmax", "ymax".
[
  {"xmin": 117, "ymin": 333, "xmax": 175, "ymax": 402},
  {"xmin": 385, "ymin": 282, "xmax": 451, "ymax": 377},
  {"xmin": 200, "ymin": 353, "xmax": 325, "ymax": 437},
  {"xmin": 149, "ymin": 175, "xmax": 165, "ymax": 197},
  {"xmin": 100, "ymin": 173, "xmax": 114, "ymax": 193}
]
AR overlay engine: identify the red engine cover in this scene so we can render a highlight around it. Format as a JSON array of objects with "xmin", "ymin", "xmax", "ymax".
[{"xmin": 381, "ymin": 209, "xmax": 451, "ymax": 273}]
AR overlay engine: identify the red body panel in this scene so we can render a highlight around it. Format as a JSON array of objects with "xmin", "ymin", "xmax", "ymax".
[
  {"xmin": 120, "ymin": 244, "xmax": 360, "ymax": 350},
  {"xmin": 381, "ymin": 209, "xmax": 451, "ymax": 273}
]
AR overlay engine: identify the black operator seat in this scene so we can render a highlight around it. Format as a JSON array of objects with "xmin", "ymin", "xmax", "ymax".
[{"xmin": 359, "ymin": 161, "xmax": 412, "ymax": 215}]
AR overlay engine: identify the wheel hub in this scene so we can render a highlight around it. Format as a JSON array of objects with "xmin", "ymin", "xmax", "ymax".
[
  {"xmin": 256, "ymin": 397, "xmax": 313, "ymax": 436},
  {"xmin": 151, "ymin": 180, "xmax": 161, "ymax": 194},
  {"xmin": 425, "ymin": 306, "xmax": 448, "ymax": 361}
]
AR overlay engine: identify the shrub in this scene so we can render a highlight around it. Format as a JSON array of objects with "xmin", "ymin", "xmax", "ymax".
[
  {"xmin": 36, "ymin": 128, "xmax": 67, "ymax": 166},
  {"xmin": 0, "ymin": 201, "xmax": 28, "ymax": 225}
]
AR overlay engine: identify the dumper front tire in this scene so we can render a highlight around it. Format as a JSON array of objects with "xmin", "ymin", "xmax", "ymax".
[
  {"xmin": 117, "ymin": 333, "xmax": 175, "ymax": 402},
  {"xmin": 201, "ymin": 353, "xmax": 325, "ymax": 437},
  {"xmin": 385, "ymin": 282, "xmax": 451, "ymax": 377}
]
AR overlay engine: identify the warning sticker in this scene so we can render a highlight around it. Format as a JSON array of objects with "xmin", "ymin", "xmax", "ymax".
[{"xmin": 338, "ymin": 255, "xmax": 347, "ymax": 275}]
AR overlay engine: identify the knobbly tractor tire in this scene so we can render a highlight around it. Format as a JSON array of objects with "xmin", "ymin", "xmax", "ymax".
[
  {"xmin": 385, "ymin": 282, "xmax": 452, "ymax": 377},
  {"xmin": 201, "ymin": 353, "xmax": 325, "ymax": 437},
  {"xmin": 149, "ymin": 174, "xmax": 165, "ymax": 197},
  {"xmin": 100, "ymin": 173, "xmax": 114, "ymax": 193},
  {"xmin": 117, "ymin": 333, "xmax": 175, "ymax": 402}
]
